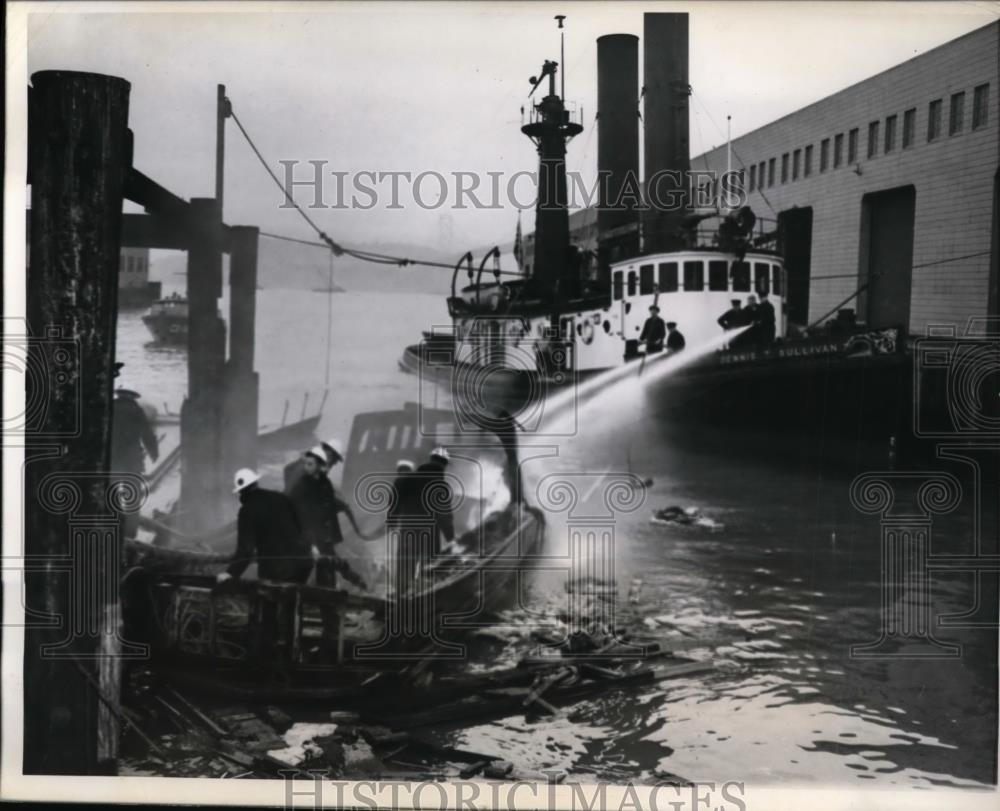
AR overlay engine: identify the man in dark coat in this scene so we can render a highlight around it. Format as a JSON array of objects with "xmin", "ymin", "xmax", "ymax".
[
  {"xmin": 218, "ymin": 469, "xmax": 313, "ymax": 584},
  {"xmin": 288, "ymin": 446, "xmax": 368, "ymax": 590},
  {"xmin": 417, "ymin": 447, "xmax": 455, "ymax": 551},
  {"xmin": 756, "ymin": 293, "xmax": 777, "ymax": 346},
  {"xmin": 284, "ymin": 438, "xmax": 343, "ymax": 491},
  {"xmin": 387, "ymin": 459, "xmax": 424, "ymax": 597},
  {"xmin": 639, "ymin": 305, "xmax": 667, "ymax": 353},
  {"xmin": 717, "ymin": 299, "xmax": 744, "ymax": 332},
  {"xmin": 111, "ymin": 365, "xmax": 159, "ymax": 538},
  {"xmin": 666, "ymin": 322, "xmax": 686, "ymax": 353}
]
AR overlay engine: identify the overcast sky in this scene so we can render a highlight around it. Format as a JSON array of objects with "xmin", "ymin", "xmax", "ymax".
[{"xmin": 24, "ymin": 1, "xmax": 999, "ymax": 252}]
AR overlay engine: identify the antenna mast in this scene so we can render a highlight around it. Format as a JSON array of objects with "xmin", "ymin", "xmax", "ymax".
[{"xmin": 556, "ymin": 15, "xmax": 566, "ymax": 99}]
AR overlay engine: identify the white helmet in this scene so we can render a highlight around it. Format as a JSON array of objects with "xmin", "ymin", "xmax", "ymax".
[
  {"xmin": 430, "ymin": 446, "xmax": 450, "ymax": 463},
  {"xmin": 396, "ymin": 459, "xmax": 415, "ymax": 472},
  {"xmin": 322, "ymin": 437, "xmax": 344, "ymax": 463},
  {"xmin": 304, "ymin": 444, "xmax": 327, "ymax": 465},
  {"xmin": 232, "ymin": 467, "xmax": 260, "ymax": 493}
]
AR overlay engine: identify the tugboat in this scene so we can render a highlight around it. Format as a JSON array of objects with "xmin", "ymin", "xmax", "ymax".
[
  {"xmin": 401, "ymin": 13, "xmax": 920, "ymax": 468},
  {"xmin": 142, "ymin": 293, "xmax": 189, "ymax": 344}
]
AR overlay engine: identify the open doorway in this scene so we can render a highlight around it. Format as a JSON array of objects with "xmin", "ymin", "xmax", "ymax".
[
  {"xmin": 777, "ymin": 207, "xmax": 813, "ymax": 327},
  {"xmin": 859, "ymin": 186, "xmax": 916, "ymax": 330}
]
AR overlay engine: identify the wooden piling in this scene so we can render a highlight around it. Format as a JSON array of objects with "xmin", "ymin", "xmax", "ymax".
[
  {"xmin": 180, "ymin": 198, "xmax": 228, "ymax": 530},
  {"xmin": 24, "ymin": 70, "xmax": 131, "ymax": 775},
  {"xmin": 221, "ymin": 225, "xmax": 260, "ymax": 478}
]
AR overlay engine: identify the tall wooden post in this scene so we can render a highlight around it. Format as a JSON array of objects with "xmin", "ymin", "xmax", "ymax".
[
  {"xmin": 215, "ymin": 84, "xmax": 227, "ymax": 213},
  {"xmin": 221, "ymin": 225, "xmax": 260, "ymax": 480},
  {"xmin": 180, "ymin": 198, "xmax": 227, "ymax": 530},
  {"xmin": 24, "ymin": 70, "xmax": 130, "ymax": 775}
]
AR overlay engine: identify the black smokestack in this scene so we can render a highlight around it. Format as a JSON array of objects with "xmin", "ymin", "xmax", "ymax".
[
  {"xmin": 597, "ymin": 34, "xmax": 641, "ymax": 277},
  {"xmin": 642, "ymin": 12, "xmax": 691, "ymax": 253}
]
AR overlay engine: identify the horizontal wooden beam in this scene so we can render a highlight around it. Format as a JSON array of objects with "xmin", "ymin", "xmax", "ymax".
[{"xmin": 121, "ymin": 212, "xmax": 190, "ymax": 250}]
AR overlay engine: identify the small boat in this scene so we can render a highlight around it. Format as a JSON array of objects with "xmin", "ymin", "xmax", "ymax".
[
  {"xmin": 122, "ymin": 402, "xmax": 545, "ymax": 696},
  {"xmin": 141, "ymin": 294, "xmax": 189, "ymax": 344}
]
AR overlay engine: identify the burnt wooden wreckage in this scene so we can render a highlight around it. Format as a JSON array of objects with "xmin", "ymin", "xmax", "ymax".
[{"xmin": 122, "ymin": 403, "xmax": 547, "ymax": 695}]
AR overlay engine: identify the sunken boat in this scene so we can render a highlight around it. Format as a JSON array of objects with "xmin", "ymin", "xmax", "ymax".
[{"xmin": 122, "ymin": 402, "xmax": 546, "ymax": 699}]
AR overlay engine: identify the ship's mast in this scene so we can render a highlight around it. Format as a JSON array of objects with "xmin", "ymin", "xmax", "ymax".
[{"xmin": 521, "ymin": 15, "xmax": 583, "ymax": 307}]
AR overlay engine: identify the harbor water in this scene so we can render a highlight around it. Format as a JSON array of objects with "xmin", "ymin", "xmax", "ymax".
[{"xmin": 117, "ymin": 280, "xmax": 998, "ymax": 788}]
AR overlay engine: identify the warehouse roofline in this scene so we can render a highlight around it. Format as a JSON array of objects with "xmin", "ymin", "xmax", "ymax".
[{"xmin": 693, "ymin": 18, "xmax": 999, "ymax": 161}]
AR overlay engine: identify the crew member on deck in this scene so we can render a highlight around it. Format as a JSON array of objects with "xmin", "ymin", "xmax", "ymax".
[
  {"xmin": 737, "ymin": 294, "xmax": 759, "ymax": 348},
  {"xmin": 666, "ymin": 322, "xmax": 686, "ymax": 354},
  {"xmin": 639, "ymin": 305, "xmax": 667, "ymax": 353},
  {"xmin": 756, "ymin": 293, "xmax": 777, "ymax": 346},
  {"xmin": 218, "ymin": 469, "xmax": 313, "ymax": 584},
  {"xmin": 111, "ymin": 363, "xmax": 159, "ymax": 539},
  {"xmin": 717, "ymin": 299, "xmax": 744, "ymax": 331}
]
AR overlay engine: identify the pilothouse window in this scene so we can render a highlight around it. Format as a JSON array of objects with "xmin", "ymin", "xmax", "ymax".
[
  {"xmin": 683, "ymin": 261, "xmax": 705, "ymax": 292},
  {"xmin": 639, "ymin": 264, "xmax": 655, "ymax": 295},
  {"xmin": 708, "ymin": 261, "xmax": 728, "ymax": 291},
  {"xmin": 731, "ymin": 261, "xmax": 750, "ymax": 292},
  {"xmin": 772, "ymin": 265, "xmax": 783, "ymax": 296},
  {"xmin": 658, "ymin": 262, "xmax": 678, "ymax": 292},
  {"xmin": 613, "ymin": 271, "xmax": 623, "ymax": 301},
  {"xmin": 627, "ymin": 271, "xmax": 637, "ymax": 296},
  {"xmin": 754, "ymin": 263, "xmax": 771, "ymax": 296}
]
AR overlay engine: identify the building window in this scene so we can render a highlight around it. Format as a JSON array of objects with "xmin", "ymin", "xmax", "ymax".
[
  {"xmin": 792, "ymin": 149, "xmax": 801, "ymax": 180},
  {"xmin": 902, "ymin": 108, "xmax": 915, "ymax": 148},
  {"xmin": 834, "ymin": 133, "xmax": 844, "ymax": 167},
  {"xmin": 884, "ymin": 114, "xmax": 896, "ymax": 152},
  {"xmin": 820, "ymin": 138, "xmax": 829, "ymax": 172},
  {"xmin": 973, "ymin": 83, "xmax": 989, "ymax": 129},
  {"xmin": 683, "ymin": 261, "xmax": 705, "ymax": 292},
  {"xmin": 749, "ymin": 164, "xmax": 756, "ymax": 191},
  {"xmin": 708, "ymin": 260, "xmax": 728, "ymax": 291},
  {"xmin": 848, "ymin": 128, "xmax": 858, "ymax": 163},
  {"xmin": 767, "ymin": 158, "xmax": 776, "ymax": 187},
  {"xmin": 781, "ymin": 153, "xmax": 789, "ymax": 183},
  {"xmin": 758, "ymin": 162, "xmax": 766, "ymax": 189},
  {"xmin": 949, "ymin": 91, "xmax": 965, "ymax": 135},
  {"xmin": 804, "ymin": 144, "xmax": 813, "ymax": 176},
  {"xmin": 928, "ymin": 98, "xmax": 942, "ymax": 141},
  {"xmin": 658, "ymin": 262, "xmax": 678, "ymax": 293},
  {"xmin": 867, "ymin": 121, "xmax": 879, "ymax": 158}
]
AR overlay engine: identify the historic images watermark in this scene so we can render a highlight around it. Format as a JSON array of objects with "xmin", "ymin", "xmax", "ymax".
[
  {"xmin": 849, "ymin": 317, "xmax": 1000, "ymax": 660},
  {"xmin": 277, "ymin": 163, "xmax": 748, "ymax": 212},
  {"xmin": 282, "ymin": 774, "xmax": 749, "ymax": 811}
]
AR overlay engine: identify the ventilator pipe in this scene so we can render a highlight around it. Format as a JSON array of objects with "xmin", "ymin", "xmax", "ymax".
[
  {"xmin": 451, "ymin": 251, "xmax": 474, "ymax": 300},
  {"xmin": 475, "ymin": 246, "xmax": 501, "ymax": 309}
]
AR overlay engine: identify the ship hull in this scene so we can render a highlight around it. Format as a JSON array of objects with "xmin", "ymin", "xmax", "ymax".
[
  {"xmin": 402, "ymin": 330, "xmax": 972, "ymax": 471},
  {"xmin": 142, "ymin": 314, "xmax": 187, "ymax": 344}
]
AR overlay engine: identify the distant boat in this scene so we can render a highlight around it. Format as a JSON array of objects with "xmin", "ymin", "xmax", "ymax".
[{"xmin": 141, "ymin": 294, "xmax": 188, "ymax": 344}]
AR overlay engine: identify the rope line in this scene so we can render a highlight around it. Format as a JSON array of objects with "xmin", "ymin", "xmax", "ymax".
[{"xmin": 230, "ymin": 101, "xmax": 526, "ymax": 277}]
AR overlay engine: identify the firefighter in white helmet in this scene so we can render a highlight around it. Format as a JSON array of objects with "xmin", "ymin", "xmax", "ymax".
[
  {"xmin": 216, "ymin": 468, "xmax": 313, "ymax": 585},
  {"xmin": 417, "ymin": 446, "xmax": 455, "ymax": 550},
  {"xmin": 283, "ymin": 437, "xmax": 344, "ymax": 490}
]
